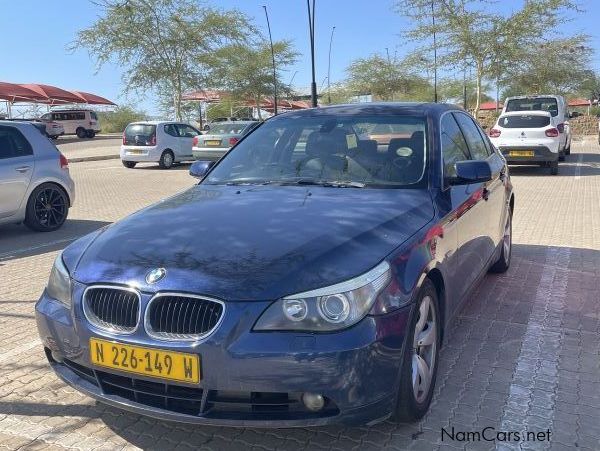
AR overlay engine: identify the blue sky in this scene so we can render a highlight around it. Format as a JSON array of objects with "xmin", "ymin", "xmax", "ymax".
[{"xmin": 1, "ymin": 0, "xmax": 599, "ymax": 115}]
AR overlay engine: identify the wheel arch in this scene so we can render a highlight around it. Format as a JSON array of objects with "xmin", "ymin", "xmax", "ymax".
[{"xmin": 425, "ymin": 268, "xmax": 446, "ymax": 343}]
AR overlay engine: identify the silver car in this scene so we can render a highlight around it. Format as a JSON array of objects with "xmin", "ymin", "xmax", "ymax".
[
  {"xmin": 0, "ymin": 121, "xmax": 75, "ymax": 231},
  {"xmin": 192, "ymin": 121, "xmax": 259, "ymax": 160}
]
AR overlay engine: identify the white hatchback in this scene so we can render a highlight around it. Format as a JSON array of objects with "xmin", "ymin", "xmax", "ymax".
[
  {"xmin": 489, "ymin": 111, "xmax": 561, "ymax": 175},
  {"xmin": 120, "ymin": 121, "xmax": 201, "ymax": 169}
]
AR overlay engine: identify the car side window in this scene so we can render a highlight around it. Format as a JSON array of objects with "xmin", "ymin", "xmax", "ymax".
[
  {"xmin": 164, "ymin": 124, "xmax": 179, "ymax": 137},
  {"xmin": 0, "ymin": 126, "xmax": 33, "ymax": 160},
  {"xmin": 441, "ymin": 114, "xmax": 471, "ymax": 179},
  {"xmin": 453, "ymin": 113, "xmax": 490, "ymax": 160},
  {"xmin": 176, "ymin": 124, "xmax": 198, "ymax": 138}
]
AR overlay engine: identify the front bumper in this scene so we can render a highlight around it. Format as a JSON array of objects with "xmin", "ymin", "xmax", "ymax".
[
  {"xmin": 36, "ymin": 287, "xmax": 412, "ymax": 427},
  {"xmin": 497, "ymin": 145, "xmax": 559, "ymax": 164}
]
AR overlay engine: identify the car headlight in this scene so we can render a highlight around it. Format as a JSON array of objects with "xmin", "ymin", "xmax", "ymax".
[
  {"xmin": 46, "ymin": 252, "xmax": 72, "ymax": 307},
  {"xmin": 254, "ymin": 261, "xmax": 391, "ymax": 332}
]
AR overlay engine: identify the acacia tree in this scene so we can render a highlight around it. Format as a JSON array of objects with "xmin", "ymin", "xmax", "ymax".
[
  {"xmin": 501, "ymin": 36, "xmax": 593, "ymax": 96},
  {"xmin": 396, "ymin": 0, "xmax": 580, "ymax": 117},
  {"xmin": 210, "ymin": 40, "xmax": 298, "ymax": 119},
  {"xmin": 72, "ymin": 0, "xmax": 253, "ymax": 120},
  {"xmin": 346, "ymin": 54, "xmax": 430, "ymax": 101}
]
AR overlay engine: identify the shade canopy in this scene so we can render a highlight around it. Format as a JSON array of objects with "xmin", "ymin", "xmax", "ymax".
[
  {"xmin": 20, "ymin": 84, "xmax": 86, "ymax": 104},
  {"xmin": 0, "ymin": 82, "xmax": 49, "ymax": 102},
  {"xmin": 0, "ymin": 81, "xmax": 115, "ymax": 105}
]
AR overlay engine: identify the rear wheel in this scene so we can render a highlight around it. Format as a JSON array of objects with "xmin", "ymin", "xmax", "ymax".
[
  {"xmin": 86, "ymin": 130, "xmax": 96, "ymax": 138},
  {"xmin": 393, "ymin": 279, "xmax": 440, "ymax": 422},
  {"xmin": 76, "ymin": 127, "xmax": 87, "ymax": 139},
  {"xmin": 550, "ymin": 160, "xmax": 559, "ymax": 175},
  {"xmin": 122, "ymin": 161, "xmax": 136, "ymax": 169},
  {"xmin": 159, "ymin": 150, "xmax": 174, "ymax": 169},
  {"xmin": 24, "ymin": 184, "xmax": 69, "ymax": 232},
  {"xmin": 490, "ymin": 205, "xmax": 512, "ymax": 273},
  {"xmin": 558, "ymin": 151, "xmax": 565, "ymax": 162}
]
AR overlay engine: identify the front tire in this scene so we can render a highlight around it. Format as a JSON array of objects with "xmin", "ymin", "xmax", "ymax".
[
  {"xmin": 159, "ymin": 150, "xmax": 174, "ymax": 169},
  {"xmin": 490, "ymin": 205, "xmax": 512, "ymax": 273},
  {"xmin": 24, "ymin": 184, "xmax": 69, "ymax": 232},
  {"xmin": 394, "ymin": 279, "xmax": 440, "ymax": 422},
  {"xmin": 550, "ymin": 160, "xmax": 558, "ymax": 175},
  {"xmin": 565, "ymin": 144, "xmax": 571, "ymax": 155},
  {"xmin": 558, "ymin": 151, "xmax": 565, "ymax": 162},
  {"xmin": 122, "ymin": 161, "xmax": 136, "ymax": 169}
]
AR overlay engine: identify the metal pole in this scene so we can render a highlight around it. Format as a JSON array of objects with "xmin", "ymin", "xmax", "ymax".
[
  {"xmin": 263, "ymin": 5, "xmax": 278, "ymax": 115},
  {"xmin": 385, "ymin": 47, "xmax": 393, "ymax": 101},
  {"xmin": 327, "ymin": 26, "xmax": 335, "ymax": 104},
  {"xmin": 495, "ymin": 59, "xmax": 500, "ymax": 112},
  {"xmin": 463, "ymin": 66, "xmax": 467, "ymax": 110},
  {"xmin": 431, "ymin": 0, "xmax": 438, "ymax": 103},
  {"xmin": 307, "ymin": 0, "xmax": 317, "ymax": 107}
]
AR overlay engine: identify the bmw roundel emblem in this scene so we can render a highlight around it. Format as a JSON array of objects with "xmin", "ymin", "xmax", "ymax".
[{"xmin": 145, "ymin": 268, "xmax": 166, "ymax": 284}]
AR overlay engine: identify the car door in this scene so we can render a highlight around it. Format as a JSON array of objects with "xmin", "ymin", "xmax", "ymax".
[
  {"xmin": 175, "ymin": 124, "xmax": 198, "ymax": 160},
  {"xmin": 163, "ymin": 124, "xmax": 180, "ymax": 156},
  {"xmin": 0, "ymin": 125, "xmax": 35, "ymax": 219},
  {"xmin": 452, "ymin": 112, "xmax": 500, "ymax": 287}
]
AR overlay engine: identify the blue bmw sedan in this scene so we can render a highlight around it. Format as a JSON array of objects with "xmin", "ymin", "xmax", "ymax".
[{"xmin": 36, "ymin": 103, "xmax": 513, "ymax": 427}]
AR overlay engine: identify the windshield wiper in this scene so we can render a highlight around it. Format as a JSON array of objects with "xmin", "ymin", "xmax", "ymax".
[{"xmin": 284, "ymin": 179, "xmax": 366, "ymax": 188}]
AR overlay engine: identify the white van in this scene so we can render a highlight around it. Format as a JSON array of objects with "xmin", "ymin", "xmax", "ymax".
[
  {"xmin": 502, "ymin": 95, "xmax": 571, "ymax": 160},
  {"xmin": 40, "ymin": 109, "xmax": 101, "ymax": 139}
]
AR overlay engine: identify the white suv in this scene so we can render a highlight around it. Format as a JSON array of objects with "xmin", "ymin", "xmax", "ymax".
[
  {"xmin": 120, "ymin": 121, "xmax": 201, "ymax": 169},
  {"xmin": 40, "ymin": 109, "xmax": 101, "ymax": 138},
  {"xmin": 489, "ymin": 111, "xmax": 561, "ymax": 175}
]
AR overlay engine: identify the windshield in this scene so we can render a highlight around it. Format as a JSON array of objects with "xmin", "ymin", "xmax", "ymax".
[
  {"xmin": 505, "ymin": 98, "xmax": 559, "ymax": 117},
  {"xmin": 203, "ymin": 115, "xmax": 427, "ymax": 188},
  {"xmin": 209, "ymin": 123, "xmax": 250, "ymax": 135}
]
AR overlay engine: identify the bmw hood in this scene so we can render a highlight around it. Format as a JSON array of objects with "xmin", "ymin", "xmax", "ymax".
[{"xmin": 70, "ymin": 185, "xmax": 434, "ymax": 301}]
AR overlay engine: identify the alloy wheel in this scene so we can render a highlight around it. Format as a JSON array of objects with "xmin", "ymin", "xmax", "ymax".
[
  {"xmin": 503, "ymin": 211, "xmax": 512, "ymax": 264},
  {"xmin": 34, "ymin": 188, "xmax": 67, "ymax": 229},
  {"xmin": 412, "ymin": 295, "xmax": 437, "ymax": 404}
]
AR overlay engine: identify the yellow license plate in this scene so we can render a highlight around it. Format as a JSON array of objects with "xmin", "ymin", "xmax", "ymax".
[
  {"xmin": 205, "ymin": 140, "xmax": 221, "ymax": 147},
  {"xmin": 89, "ymin": 338, "xmax": 200, "ymax": 383},
  {"xmin": 128, "ymin": 149, "xmax": 144, "ymax": 155},
  {"xmin": 509, "ymin": 150, "xmax": 534, "ymax": 157}
]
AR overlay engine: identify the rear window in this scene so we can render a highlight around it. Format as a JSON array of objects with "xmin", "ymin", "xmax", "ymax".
[
  {"xmin": 210, "ymin": 124, "xmax": 247, "ymax": 135},
  {"xmin": 125, "ymin": 124, "xmax": 156, "ymax": 137},
  {"xmin": 505, "ymin": 98, "xmax": 559, "ymax": 117},
  {"xmin": 498, "ymin": 115, "xmax": 550, "ymax": 128}
]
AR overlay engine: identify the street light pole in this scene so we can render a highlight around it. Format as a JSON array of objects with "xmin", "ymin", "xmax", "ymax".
[
  {"xmin": 327, "ymin": 26, "xmax": 335, "ymax": 104},
  {"xmin": 431, "ymin": 0, "xmax": 438, "ymax": 103},
  {"xmin": 262, "ymin": 5, "xmax": 278, "ymax": 115},
  {"xmin": 307, "ymin": 0, "xmax": 317, "ymax": 107}
]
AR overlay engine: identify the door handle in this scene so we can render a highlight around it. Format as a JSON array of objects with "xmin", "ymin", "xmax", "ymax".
[{"xmin": 15, "ymin": 166, "xmax": 31, "ymax": 173}]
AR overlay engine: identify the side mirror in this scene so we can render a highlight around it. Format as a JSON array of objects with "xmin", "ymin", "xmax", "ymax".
[
  {"xmin": 449, "ymin": 160, "xmax": 492, "ymax": 185},
  {"xmin": 189, "ymin": 160, "xmax": 215, "ymax": 179}
]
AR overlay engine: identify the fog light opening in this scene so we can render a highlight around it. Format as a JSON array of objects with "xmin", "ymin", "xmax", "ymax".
[{"xmin": 302, "ymin": 392, "xmax": 325, "ymax": 412}]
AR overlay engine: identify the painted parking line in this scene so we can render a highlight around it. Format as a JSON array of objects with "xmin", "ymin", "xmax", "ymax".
[
  {"xmin": 0, "ymin": 339, "xmax": 41, "ymax": 364},
  {"xmin": 575, "ymin": 153, "xmax": 584, "ymax": 180}
]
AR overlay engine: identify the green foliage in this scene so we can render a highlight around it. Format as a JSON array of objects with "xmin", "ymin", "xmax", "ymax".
[
  {"xmin": 97, "ymin": 106, "xmax": 147, "ymax": 133},
  {"xmin": 501, "ymin": 36, "xmax": 593, "ymax": 96},
  {"xmin": 346, "ymin": 53, "xmax": 432, "ymax": 101},
  {"xmin": 209, "ymin": 40, "xmax": 298, "ymax": 119},
  {"xmin": 72, "ymin": 0, "xmax": 254, "ymax": 120},
  {"xmin": 395, "ymin": 0, "xmax": 582, "ymax": 114}
]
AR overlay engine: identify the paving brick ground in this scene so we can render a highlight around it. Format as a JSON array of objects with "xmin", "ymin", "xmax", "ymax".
[{"xmin": 0, "ymin": 139, "xmax": 599, "ymax": 450}]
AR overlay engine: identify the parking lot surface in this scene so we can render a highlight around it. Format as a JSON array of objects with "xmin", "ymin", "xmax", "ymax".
[
  {"xmin": 0, "ymin": 140, "xmax": 599, "ymax": 450},
  {"xmin": 55, "ymin": 136, "xmax": 121, "ymax": 162}
]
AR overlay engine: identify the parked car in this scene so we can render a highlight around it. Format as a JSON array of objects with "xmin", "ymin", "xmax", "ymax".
[
  {"xmin": 36, "ymin": 103, "xmax": 513, "ymax": 427},
  {"xmin": 0, "ymin": 121, "xmax": 74, "ymax": 231},
  {"xmin": 489, "ymin": 111, "xmax": 560, "ymax": 175},
  {"xmin": 502, "ymin": 95, "xmax": 571, "ymax": 159},
  {"xmin": 202, "ymin": 117, "xmax": 254, "ymax": 131},
  {"xmin": 40, "ymin": 119, "xmax": 65, "ymax": 139},
  {"xmin": 40, "ymin": 109, "xmax": 101, "ymax": 139},
  {"xmin": 192, "ymin": 121, "xmax": 260, "ymax": 161},
  {"xmin": 120, "ymin": 121, "xmax": 201, "ymax": 169}
]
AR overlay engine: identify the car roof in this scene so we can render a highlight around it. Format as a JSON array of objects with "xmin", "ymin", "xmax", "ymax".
[
  {"xmin": 211, "ymin": 121, "xmax": 257, "ymax": 125},
  {"xmin": 271, "ymin": 102, "xmax": 462, "ymax": 120},
  {"xmin": 499, "ymin": 110, "xmax": 552, "ymax": 117},
  {"xmin": 128, "ymin": 121, "xmax": 188, "ymax": 125},
  {"xmin": 505, "ymin": 95, "xmax": 563, "ymax": 101}
]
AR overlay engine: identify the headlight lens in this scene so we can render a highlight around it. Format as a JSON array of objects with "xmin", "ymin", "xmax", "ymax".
[
  {"xmin": 254, "ymin": 261, "xmax": 391, "ymax": 331},
  {"xmin": 46, "ymin": 252, "xmax": 72, "ymax": 307}
]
